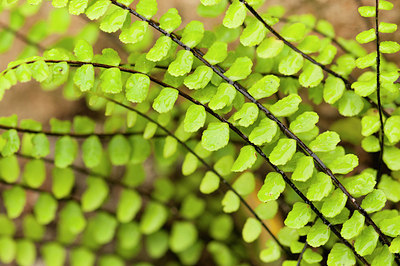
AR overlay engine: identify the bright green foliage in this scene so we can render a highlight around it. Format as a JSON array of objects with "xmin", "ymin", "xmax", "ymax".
[
  {"xmin": 225, "ymin": 56, "xmax": 253, "ymax": 81},
  {"xmin": 167, "ymin": 50, "xmax": 193, "ymax": 76},
  {"xmin": 223, "ymin": 0, "xmax": 246, "ymax": 29},
  {"xmin": 341, "ymin": 211, "xmax": 365, "ymax": 240},
  {"xmin": 152, "ymin": 87, "xmax": 178, "ymax": 113},
  {"xmin": 248, "ymin": 75, "xmax": 280, "ymax": 100},
  {"xmin": 270, "ymin": 94, "xmax": 302, "ymax": 117},
  {"xmin": 184, "ymin": 105, "xmax": 206, "ymax": 133},
  {"xmin": 1, "ymin": 0, "xmax": 400, "ymax": 264},
  {"xmin": 201, "ymin": 122, "xmax": 229, "ymax": 151},
  {"xmin": 269, "ymin": 138, "xmax": 296, "ymax": 165},
  {"xmin": 249, "ymin": 118, "xmax": 278, "ymax": 145},
  {"xmin": 231, "ymin": 145, "xmax": 257, "ymax": 172},
  {"xmin": 327, "ymin": 243, "xmax": 356, "ymax": 266},
  {"xmin": 284, "ymin": 202, "xmax": 311, "ymax": 229}
]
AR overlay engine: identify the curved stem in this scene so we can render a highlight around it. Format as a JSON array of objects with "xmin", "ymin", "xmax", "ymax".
[{"xmin": 297, "ymin": 242, "xmax": 308, "ymax": 266}]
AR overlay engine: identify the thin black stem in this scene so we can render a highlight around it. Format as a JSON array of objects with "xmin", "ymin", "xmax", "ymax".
[
  {"xmin": 375, "ymin": 0, "xmax": 385, "ymax": 184},
  {"xmin": 297, "ymin": 242, "xmax": 308, "ymax": 266}
]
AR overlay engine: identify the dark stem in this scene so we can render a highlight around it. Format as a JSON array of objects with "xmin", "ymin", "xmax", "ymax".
[
  {"xmin": 375, "ymin": 0, "xmax": 385, "ymax": 184},
  {"xmin": 297, "ymin": 242, "xmax": 308, "ymax": 266}
]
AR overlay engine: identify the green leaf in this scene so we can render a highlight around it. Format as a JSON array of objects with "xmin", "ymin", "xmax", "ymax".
[
  {"xmin": 355, "ymin": 52, "xmax": 377, "ymax": 69},
  {"xmin": 290, "ymin": 111, "xmax": 319, "ymax": 134},
  {"xmin": 225, "ymin": 56, "xmax": 253, "ymax": 81},
  {"xmin": 204, "ymin": 41, "xmax": 228, "ymax": 65},
  {"xmin": 70, "ymin": 248, "xmax": 95, "ymax": 266},
  {"xmin": 184, "ymin": 66, "xmax": 213, "ymax": 90},
  {"xmin": 358, "ymin": 6, "xmax": 375, "ymax": 17},
  {"xmin": 159, "ymin": 8, "xmax": 181, "ymax": 33},
  {"xmin": 378, "ymin": 175, "xmax": 400, "ymax": 202},
  {"xmin": 379, "ymin": 22, "xmax": 397, "ymax": 33},
  {"xmin": 147, "ymin": 36, "xmax": 172, "ymax": 62},
  {"xmin": 223, "ymin": 0, "xmax": 246, "ymax": 29},
  {"xmin": 140, "ymin": 201, "xmax": 168, "ymax": 235},
  {"xmin": 99, "ymin": 9, "xmax": 128, "ymax": 33},
  {"xmin": 201, "ymin": 0, "xmax": 223, "ymax": 6},
  {"xmin": 361, "ymin": 189, "xmax": 386, "ymax": 213},
  {"xmin": 221, "ymin": 190, "xmax": 240, "ymax": 213},
  {"xmin": 341, "ymin": 211, "xmax": 365, "ymax": 240},
  {"xmin": 200, "ymin": 171, "xmax": 220, "ymax": 194},
  {"xmin": 240, "ymin": 19, "xmax": 267, "ymax": 47},
  {"xmin": 86, "ymin": 0, "xmax": 110, "ymax": 20},
  {"xmin": 298, "ymin": 35, "xmax": 321, "ymax": 54},
  {"xmin": 182, "ymin": 153, "xmax": 198, "ymax": 176},
  {"xmin": 0, "ymin": 156, "xmax": 20, "ymax": 183},
  {"xmin": 95, "ymin": 48, "xmax": 121, "ymax": 66},
  {"xmin": 33, "ymin": 192, "xmax": 57, "ymax": 225},
  {"xmin": 354, "ymin": 226, "xmax": 379, "ymax": 256},
  {"xmin": 209, "ymin": 214, "xmax": 233, "ymax": 241},
  {"xmin": 201, "ymin": 122, "xmax": 229, "ymax": 151},
  {"xmin": 0, "ymin": 237, "xmax": 16, "ymax": 264},
  {"xmin": 299, "ymin": 63, "xmax": 324, "ymax": 88},
  {"xmin": 329, "ymin": 153, "xmax": 359, "ymax": 174},
  {"xmin": 41, "ymin": 242, "xmax": 66, "ymax": 266},
  {"xmin": 152, "ymin": 87, "xmax": 179, "ymax": 113},
  {"xmin": 52, "ymin": 0, "xmax": 68, "ymax": 8},
  {"xmin": 184, "ymin": 105, "xmax": 206, "ymax": 133},
  {"xmin": 181, "ymin": 21, "xmax": 205, "ymax": 48},
  {"xmin": 1, "ymin": 130, "xmax": 20, "ymax": 157},
  {"xmin": 167, "ymin": 50, "xmax": 194, "ymax": 76},
  {"xmin": 23, "ymin": 159, "xmax": 46, "ymax": 188},
  {"xmin": 356, "ymin": 28, "xmax": 376, "ymax": 44},
  {"xmin": 82, "ymin": 136, "xmax": 103, "ymax": 169},
  {"xmin": 323, "ymin": 76, "xmax": 346, "ymax": 104},
  {"xmin": 342, "ymin": 170, "xmax": 376, "ymax": 197},
  {"xmin": 16, "ymin": 239, "xmax": 36, "ymax": 266},
  {"xmin": 169, "ymin": 221, "xmax": 198, "ymax": 252},
  {"xmin": 307, "ymin": 172, "xmax": 333, "ymax": 201},
  {"xmin": 327, "ymin": 243, "xmax": 356, "ymax": 266},
  {"xmin": 371, "ymin": 246, "xmax": 394, "ymax": 266},
  {"xmin": 233, "ymin": 103, "xmax": 259, "ymax": 127},
  {"xmin": 3, "ymin": 186, "xmax": 26, "ymax": 219},
  {"xmin": 257, "ymin": 37, "xmax": 284, "ymax": 58},
  {"xmin": 74, "ymin": 64, "xmax": 94, "ymax": 92},
  {"xmin": 208, "ymin": 83, "xmax": 236, "ymax": 110},
  {"xmin": 100, "ymin": 68, "xmax": 122, "ymax": 94},
  {"xmin": 180, "ymin": 194, "xmax": 205, "ymax": 219},
  {"xmin": 270, "ymin": 94, "xmax": 302, "ymax": 117},
  {"xmin": 69, "ymin": 0, "xmax": 89, "ymax": 15},
  {"xmin": 269, "ymin": 138, "xmax": 296, "ymax": 165},
  {"xmin": 232, "ymin": 172, "xmax": 255, "ymax": 196},
  {"xmin": 259, "ymin": 239, "xmax": 281, "ymax": 263},
  {"xmin": 338, "ymin": 91, "xmax": 364, "ymax": 117},
  {"xmin": 116, "ymin": 189, "xmax": 141, "ymax": 223},
  {"xmin": 108, "ymin": 135, "xmax": 131, "ymax": 166},
  {"xmin": 54, "ymin": 136, "xmax": 78, "ymax": 168},
  {"xmin": 242, "ymin": 217, "xmax": 262, "ymax": 243},
  {"xmin": 321, "ymin": 189, "xmax": 347, "ymax": 218},
  {"xmin": 248, "ymin": 75, "xmax": 280, "ymax": 100},
  {"xmin": 279, "ymin": 51, "xmax": 304, "ymax": 75},
  {"xmin": 380, "ymin": 41, "xmax": 400, "ymax": 54},
  {"xmin": 384, "ymin": 116, "xmax": 400, "ymax": 143},
  {"xmin": 52, "ymin": 167, "xmax": 75, "ymax": 199},
  {"xmin": 390, "ymin": 237, "xmax": 400, "ymax": 254},
  {"xmin": 136, "ymin": 0, "xmax": 158, "ymax": 19},
  {"xmin": 30, "ymin": 60, "xmax": 50, "ymax": 82},
  {"xmin": 119, "ymin": 21, "xmax": 148, "ymax": 44},
  {"xmin": 281, "ymin": 22, "xmax": 306, "ymax": 42},
  {"xmin": 284, "ymin": 202, "xmax": 312, "ymax": 229},
  {"xmin": 125, "ymin": 73, "xmax": 150, "ymax": 103},
  {"xmin": 379, "ymin": 0, "xmax": 394, "ymax": 10},
  {"xmin": 361, "ymin": 115, "xmax": 380, "ymax": 137},
  {"xmin": 383, "ymin": 146, "xmax": 400, "ymax": 171},
  {"xmin": 309, "ymin": 131, "xmax": 340, "ymax": 152},
  {"xmin": 257, "ymin": 172, "xmax": 285, "ymax": 202},
  {"xmin": 231, "ymin": 145, "xmax": 257, "ymax": 172},
  {"xmin": 316, "ymin": 44, "xmax": 337, "ymax": 65},
  {"xmin": 307, "ymin": 219, "xmax": 330, "ymax": 247},
  {"xmin": 82, "ymin": 177, "xmax": 109, "ymax": 212},
  {"xmin": 292, "ymin": 156, "xmax": 314, "ymax": 182},
  {"xmin": 249, "ymin": 118, "xmax": 278, "ymax": 146}
]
